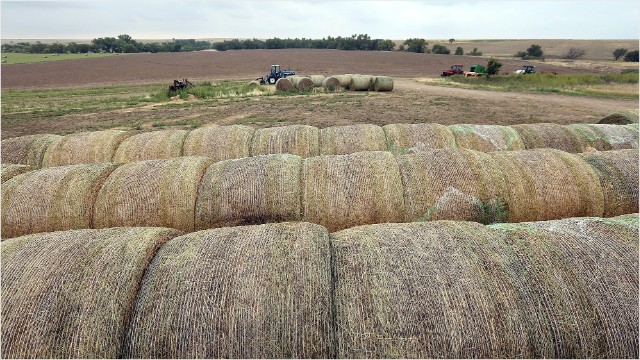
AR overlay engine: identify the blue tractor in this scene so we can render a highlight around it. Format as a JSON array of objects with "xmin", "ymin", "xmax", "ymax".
[{"xmin": 257, "ymin": 64, "xmax": 296, "ymax": 85}]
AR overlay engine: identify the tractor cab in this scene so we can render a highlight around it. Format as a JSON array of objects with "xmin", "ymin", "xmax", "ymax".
[{"xmin": 270, "ymin": 65, "xmax": 281, "ymax": 76}]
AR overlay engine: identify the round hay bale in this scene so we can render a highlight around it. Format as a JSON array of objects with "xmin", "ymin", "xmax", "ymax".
[
  {"xmin": 1, "ymin": 227, "xmax": 181, "ymax": 358},
  {"xmin": 124, "ymin": 222, "xmax": 334, "ymax": 358},
  {"xmin": 1, "ymin": 164, "xmax": 32, "ymax": 183},
  {"xmin": 182, "ymin": 125, "xmax": 255, "ymax": 161},
  {"xmin": 1, "ymin": 163, "xmax": 117, "ymax": 239},
  {"xmin": 373, "ymin": 76, "xmax": 394, "ymax": 91},
  {"xmin": 449, "ymin": 124, "xmax": 525, "ymax": 152},
  {"xmin": 510, "ymin": 123, "xmax": 587, "ymax": 153},
  {"xmin": 333, "ymin": 74, "xmax": 353, "ymax": 88},
  {"xmin": 598, "ymin": 109, "xmax": 639, "ymax": 124},
  {"xmin": 321, "ymin": 76, "xmax": 341, "ymax": 92},
  {"xmin": 293, "ymin": 76, "xmax": 314, "ymax": 91},
  {"xmin": 195, "ymin": 154, "xmax": 303, "ymax": 229},
  {"xmin": 41, "ymin": 130, "xmax": 132, "ymax": 167},
  {"xmin": 248, "ymin": 80, "xmax": 261, "ymax": 86},
  {"xmin": 383, "ymin": 123, "xmax": 456, "ymax": 154},
  {"xmin": 112, "ymin": 129, "xmax": 189, "ymax": 163},
  {"xmin": 319, "ymin": 124, "xmax": 387, "ymax": 155},
  {"xmin": 275, "ymin": 77, "xmax": 293, "ymax": 92},
  {"xmin": 349, "ymin": 75, "xmax": 374, "ymax": 91},
  {"xmin": 309, "ymin": 74, "xmax": 326, "ymax": 87},
  {"xmin": 93, "ymin": 157, "xmax": 212, "ymax": 232},
  {"xmin": 397, "ymin": 148, "xmax": 509, "ymax": 223},
  {"xmin": 565, "ymin": 124, "xmax": 638, "ymax": 151},
  {"xmin": 302, "ymin": 151, "xmax": 405, "ymax": 231},
  {"xmin": 251, "ymin": 125, "xmax": 320, "ymax": 158},
  {"xmin": 1, "ymin": 134, "xmax": 62, "ymax": 167},
  {"xmin": 490, "ymin": 149, "xmax": 604, "ymax": 222},
  {"xmin": 580, "ymin": 149, "xmax": 638, "ymax": 217}
]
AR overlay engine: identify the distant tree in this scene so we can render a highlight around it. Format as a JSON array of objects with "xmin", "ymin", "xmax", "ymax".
[
  {"xmin": 431, "ymin": 44, "xmax": 450, "ymax": 54},
  {"xmin": 623, "ymin": 50, "xmax": 639, "ymax": 62},
  {"xmin": 526, "ymin": 44, "xmax": 544, "ymax": 58},
  {"xmin": 486, "ymin": 58, "xmax": 503, "ymax": 78},
  {"xmin": 455, "ymin": 46, "xmax": 464, "ymax": 55},
  {"xmin": 403, "ymin": 38, "xmax": 428, "ymax": 53},
  {"xmin": 467, "ymin": 47, "xmax": 483, "ymax": 56},
  {"xmin": 515, "ymin": 51, "xmax": 527, "ymax": 58},
  {"xmin": 378, "ymin": 39, "xmax": 396, "ymax": 51},
  {"xmin": 562, "ymin": 47, "xmax": 585, "ymax": 60},
  {"xmin": 449, "ymin": 38, "xmax": 455, "ymax": 44},
  {"xmin": 399, "ymin": 44, "xmax": 405, "ymax": 51},
  {"xmin": 613, "ymin": 48, "xmax": 628, "ymax": 60}
]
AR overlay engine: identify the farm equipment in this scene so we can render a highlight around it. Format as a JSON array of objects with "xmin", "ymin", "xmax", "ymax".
[
  {"xmin": 441, "ymin": 64, "xmax": 464, "ymax": 77},
  {"xmin": 514, "ymin": 65, "xmax": 536, "ymax": 74},
  {"xmin": 168, "ymin": 79, "xmax": 194, "ymax": 92},
  {"xmin": 464, "ymin": 64, "xmax": 486, "ymax": 77},
  {"xmin": 257, "ymin": 64, "xmax": 296, "ymax": 85}
]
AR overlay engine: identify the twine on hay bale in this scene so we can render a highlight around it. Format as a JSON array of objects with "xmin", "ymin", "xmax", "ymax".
[
  {"xmin": 195, "ymin": 154, "xmax": 303, "ymax": 229},
  {"xmin": 123, "ymin": 222, "xmax": 334, "ymax": 358},
  {"xmin": 182, "ymin": 125, "xmax": 255, "ymax": 161},
  {"xmin": 113, "ymin": 129, "xmax": 189, "ymax": 163},
  {"xmin": 598, "ymin": 109, "xmax": 639, "ymax": 124},
  {"xmin": 449, "ymin": 124, "xmax": 525, "ymax": 152},
  {"xmin": 302, "ymin": 151, "xmax": 405, "ymax": 231},
  {"xmin": 322, "ymin": 76, "xmax": 341, "ymax": 92},
  {"xmin": 292, "ymin": 76, "xmax": 314, "ymax": 91},
  {"xmin": 510, "ymin": 123, "xmax": 587, "ymax": 153},
  {"xmin": 275, "ymin": 77, "xmax": 293, "ymax": 92},
  {"xmin": 397, "ymin": 148, "xmax": 508, "ymax": 223},
  {"xmin": 1, "ymin": 134, "xmax": 62, "ymax": 167},
  {"xmin": 320, "ymin": 124, "xmax": 387, "ymax": 155},
  {"xmin": 565, "ymin": 123, "xmax": 638, "ymax": 151},
  {"xmin": 251, "ymin": 125, "xmax": 320, "ymax": 158},
  {"xmin": 383, "ymin": 123, "xmax": 456, "ymax": 154},
  {"xmin": 41, "ymin": 130, "xmax": 132, "ymax": 167},
  {"xmin": 1, "ymin": 164, "xmax": 32, "ymax": 183},
  {"xmin": 332, "ymin": 216, "xmax": 638, "ymax": 358},
  {"xmin": 1, "ymin": 163, "xmax": 117, "ymax": 239},
  {"xmin": 349, "ymin": 75, "xmax": 374, "ymax": 91},
  {"xmin": 373, "ymin": 76, "xmax": 394, "ymax": 91},
  {"xmin": 580, "ymin": 149, "xmax": 639, "ymax": 217},
  {"xmin": 1, "ymin": 227, "xmax": 181, "ymax": 358},
  {"xmin": 333, "ymin": 74, "xmax": 353, "ymax": 88},
  {"xmin": 309, "ymin": 75, "xmax": 326, "ymax": 87},
  {"xmin": 92, "ymin": 157, "xmax": 212, "ymax": 232}
]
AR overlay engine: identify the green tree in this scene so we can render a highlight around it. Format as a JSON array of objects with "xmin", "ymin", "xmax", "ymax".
[
  {"xmin": 613, "ymin": 48, "xmax": 628, "ymax": 60},
  {"xmin": 623, "ymin": 50, "xmax": 639, "ymax": 62},
  {"xmin": 449, "ymin": 38, "xmax": 455, "ymax": 44},
  {"xmin": 403, "ymin": 38, "xmax": 427, "ymax": 53},
  {"xmin": 526, "ymin": 44, "xmax": 544, "ymax": 58},
  {"xmin": 486, "ymin": 58, "xmax": 502, "ymax": 78},
  {"xmin": 432, "ymin": 44, "xmax": 450, "ymax": 54},
  {"xmin": 467, "ymin": 47, "xmax": 482, "ymax": 56},
  {"xmin": 455, "ymin": 46, "xmax": 464, "ymax": 55}
]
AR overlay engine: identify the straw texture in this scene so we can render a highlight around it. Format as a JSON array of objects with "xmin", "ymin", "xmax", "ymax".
[
  {"xmin": 182, "ymin": 125, "xmax": 255, "ymax": 161},
  {"xmin": 113, "ymin": 129, "xmax": 188, "ymax": 163},
  {"xmin": 1, "ymin": 164, "xmax": 32, "ymax": 183},
  {"xmin": 320, "ymin": 124, "xmax": 387, "ymax": 155},
  {"xmin": 450, "ymin": 124, "xmax": 525, "ymax": 152},
  {"xmin": 275, "ymin": 77, "xmax": 293, "ymax": 92},
  {"xmin": 322, "ymin": 76, "xmax": 341, "ymax": 92},
  {"xmin": 373, "ymin": 76, "xmax": 394, "ymax": 91},
  {"xmin": 598, "ymin": 109, "xmax": 639, "ymax": 124},
  {"xmin": 309, "ymin": 74, "xmax": 326, "ymax": 87},
  {"xmin": 195, "ymin": 154, "xmax": 303, "ymax": 229},
  {"xmin": 1, "ymin": 227, "xmax": 181, "ymax": 358},
  {"xmin": 251, "ymin": 125, "xmax": 320, "ymax": 157},
  {"xmin": 93, "ymin": 157, "xmax": 212, "ymax": 232},
  {"xmin": 580, "ymin": 149, "xmax": 639, "ymax": 217},
  {"xmin": 124, "ymin": 222, "xmax": 334, "ymax": 358},
  {"xmin": 41, "ymin": 130, "xmax": 131, "ymax": 167},
  {"xmin": 302, "ymin": 151, "xmax": 405, "ymax": 231},
  {"xmin": 333, "ymin": 74, "xmax": 353, "ymax": 88},
  {"xmin": 566, "ymin": 124, "xmax": 638, "ymax": 151},
  {"xmin": 1, "ymin": 134, "xmax": 62, "ymax": 167},
  {"xmin": 1, "ymin": 163, "xmax": 117, "ymax": 239},
  {"xmin": 349, "ymin": 75, "xmax": 374, "ymax": 91},
  {"xmin": 511, "ymin": 123, "xmax": 587, "ymax": 152},
  {"xmin": 383, "ymin": 123, "xmax": 456, "ymax": 154}
]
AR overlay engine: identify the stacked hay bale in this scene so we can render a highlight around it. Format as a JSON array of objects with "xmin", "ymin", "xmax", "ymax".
[
  {"xmin": 449, "ymin": 124, "xmax": 525, "ymax": 152},
  {"xmin": 182, "ymin": 125, "xmax": 255, "ymax": 162},
  {"xmin": 113, "ymin": 129, "xmax": 188, "ymax": 163},
  {"xmin": 275, "ymin": 77, "xmax": 293, "ymax": 92},
  {"xmin": 1, "ymin": 163, "xmax": 117, "ymax": 239},
  {"xmin": 372, "ymin": 76, "xmax": 394, "ymax": 91},
  {"xmin": 349, "ymin": 75, "xmax": 374, "ymax": 91},
  {"xmin": 1, "ymin": 134, "xmax": 62, "ymax": 167},
  {"xmin": 1, "ymin": 164, "xmax": 32, "ymax": 183},
  {"xmin": 598, "ymin": 109, "xmax": 639, "ymax": 124},
  {"xmin": 383, "ymin": 123, "xmax": 456, "ymax": 154},
  {"xmin": 124, "ymin": 222, "xmax": 334, "ymax": 358},
  {"xmin": 302, "ymin": 151, "xmax": 405, "ymax": 231},
  {"xmin": 322, "ymin": 76, "xmax": 341, "ymax": 92},
  {"xmin": 320, "ymin": 124, "xmax": 387, "ymax": 155},
  {"xmin": 251, "ymin": 125, "xmax": 320, "ymax": 158},
  {"xmin": 332, "ymin": 216, "xmax": 638, "ymax": 358},
  {"xmin": 41, "ymin": 130, "xmax": 131, "ymax": 167},
  {"xmin": 1, "ymin": 227, "xmax": 181, "ymax": 358},
  {"xmin": 511, "ymin": 123, "xmax": 587, "ymax": 153},
  {"xmin": 195, "ymin": 155, "xmax": 303, "ymax": 229},
  {"xmin": 580, "ymin": 149, "xmax": 639, "ymax": 217},
  {"xmin": 93, "ymin": 157, "xmax": 212, "ymax": 232},
  {"xmin": 565, "ymin": 123, "xmax": 638, "ymax": 151}
]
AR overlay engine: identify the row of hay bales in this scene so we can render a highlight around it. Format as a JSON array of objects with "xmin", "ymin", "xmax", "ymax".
[
  {"xmin": 2, "ymin": 122, "xmax": 637, "ymax": 169},
  {"xmin": 274, "ymin": 74, "xmax": 394, "ymax": 93},
  {"xmin": 2, "ymin": 215, "xmax": 638, "ymax": 358},
  {"xmin": 2, "ymin": 148, "xmax": 637, "ymax": 238}
]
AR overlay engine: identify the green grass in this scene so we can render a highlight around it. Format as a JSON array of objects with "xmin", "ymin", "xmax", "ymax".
[
  {"xmin": 166, "ymin": 80, "xmax": 271, "ymax": 100},
  {"xmin": 444, "ymin": 73, "xmax": 639, "ymax": 99},
  {"xmin": 1, "ymin": 52, "xmax": 126, "ymax": 64}
]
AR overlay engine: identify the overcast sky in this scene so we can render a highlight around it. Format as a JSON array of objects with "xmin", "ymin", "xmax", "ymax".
[{"xmin": 1, "ymin": 0, "xmax": 639, "ymax": 40}]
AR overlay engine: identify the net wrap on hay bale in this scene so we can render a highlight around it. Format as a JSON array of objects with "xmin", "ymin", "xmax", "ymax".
[
  {"xmin": 1, "ymin": 164, "xmax": 32, "ymax": 183},
  {"xmin": 373, "ymin": 76, "xmax": 394, "ymax": 91},
  {"xmin": 195, "ymin": 154, "xmax": 303, "ymax": 229},
  {"xmin": 322, "ymin": 76, "xmax": 341, "ymax": 92},
  {"xmin": 1, "ymin": 134, "xmax": 62, "ymax": 167},
  {"xmin": 1, "ymin": 163, "xmax": 117, "ymax": 239},
  {"xmin": 320, "ymin": 124, "xmax": 387, "ymax": 155},
  {"xmin": 42, "ymin": 130, "xmax": 131, "ymax": 167},
  {"xmin": 1, "ymin": 227, "xmax": 181, "ymax": 358},
  {"xmin": 598, "ymin": 109, "xmax": 639, "ymax": 124},
  {"xmin": 302, "ymin": 151, "xmax": 404, "ymax": 231},
  {"xmin": 383, "ymin": 123, "xmax": 456, "ymax": 154},
  {"xmin": 309, "ymin": 75, "xmax": 325, "ymax": 87},
  {"xmin": 349, "ymin": 75, "xmax": 374, "ymax": 91},
  {"xmin": 275, "ymin": 77, "xmax": 293, "ymax": 92},
  {"xmin": 182, "ymin": 125, "xmax": 255, "ymax": 162},
  {"xmin": 333, "ymin": 74, "xmax": 353, "ymax": 88},
  {"xmin": 251, "ymin": 125, "xmax": 320, "ymax": 158},
  {"xmin": 124, "ymin": 222, "xmax": 334, "ymax": 358},
  {"xmin": 566, "ymin": 123, "xmax": 638, "ymax": 151},
  {"xmin": 511, "ymin": 123, "xmax": 587, "ymax": 153},
  {"xmin": 113, "ymin": 129, "xmax": 188, "ymax": 163},
  {"xmin": 450, "ymin": 124, "xmax": 525, "ymax": 152},
  {"xmin": 290, "ymin": 76, "xmax": 314, "ymax": 91},
  {"xmin": 93, "ymin": 157, "xmax": 212, "ymax": 232}
]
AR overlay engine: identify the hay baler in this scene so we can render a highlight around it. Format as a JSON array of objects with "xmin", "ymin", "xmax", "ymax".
[
  {"xmin": 464, "ymin": 64, "xmax": 486, "ymax": 77},
  {"xmin": 257, "ymin": 65, "xmax": 296, "ymax": 85}
]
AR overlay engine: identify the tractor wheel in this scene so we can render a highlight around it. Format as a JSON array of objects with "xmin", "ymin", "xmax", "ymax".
[{"xmin": 269, "ymin": 77, "xmax": 277, "ymax": 85}]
